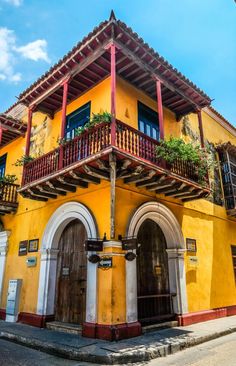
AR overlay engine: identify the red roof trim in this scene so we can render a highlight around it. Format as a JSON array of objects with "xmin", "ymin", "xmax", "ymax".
[{"xmin": 17, "ymin": 14, "xmax": 211, "ymax": 108}]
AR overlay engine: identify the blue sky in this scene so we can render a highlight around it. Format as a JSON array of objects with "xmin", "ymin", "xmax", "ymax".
[{"xmin": 0, "ymin": 0, "xmax": 235, "ymax": 125}]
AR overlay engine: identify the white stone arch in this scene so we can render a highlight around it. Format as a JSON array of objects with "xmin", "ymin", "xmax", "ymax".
[
  {"xmin": 37, "ymin": 202, "xmax": 98, "ymax": 323},
  {"xmin": 126, "ymin": 201, "xmax": 188, "ymax": 324}
]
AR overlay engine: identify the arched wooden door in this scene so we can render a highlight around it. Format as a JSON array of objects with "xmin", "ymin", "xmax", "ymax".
[
  {"xmin": 137, "ymin": 219, "xmax": 173, "ymax": 324},
  {"xmin": 55, "ymin": 219, "xmax": 87, "ymax": 324}
]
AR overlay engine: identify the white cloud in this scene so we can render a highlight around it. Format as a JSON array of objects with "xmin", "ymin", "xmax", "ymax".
[
  {"xmin": 15, "ymin": 39, "xmax": 50, "ymax": 63},
  {"xmin": 0, "ymin": 27, "xmax": 21, "ymax": 83},
  {"xmin": 3, "ymin": 0, "xmax": 23, "ymax": 7},
  {"xmin": 0, "ymin": 27, "xmax": 50, "ymax": 84}
]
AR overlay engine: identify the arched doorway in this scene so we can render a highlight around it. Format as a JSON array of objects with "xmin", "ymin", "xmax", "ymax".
[
  {"xmin": 137, "ymin": 219, "xmax": 172, "ymax": 324},
  {"xmin": 126, "ymin": 201, "xmax": 188, "ymax": 325},
  {"xmin": 37, "ymin": 202, "xmax": 98, "ymax": 325},
  {"xmin": 55, "ymin": 219, "xmax": 87, "ymax": 324}
]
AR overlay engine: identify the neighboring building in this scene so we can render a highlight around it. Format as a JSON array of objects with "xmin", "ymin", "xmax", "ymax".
[{"xmin": 0, "ymin": 11, "xmax": 236, "ymax": 341}]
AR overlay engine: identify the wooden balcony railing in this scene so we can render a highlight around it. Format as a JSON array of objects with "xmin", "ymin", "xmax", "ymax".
[
  {"xmin": 22, "ymin": 120, "xmax": 202, "ymax": 186},
  {"xmin": 0, "ymin": 182, "xmax": 19, "ymax": 213}
]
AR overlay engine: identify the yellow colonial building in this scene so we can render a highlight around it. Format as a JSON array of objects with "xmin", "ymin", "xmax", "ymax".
[{"xmin": 0, "ymin": 12, "xmax": 236, "ymax": 341}]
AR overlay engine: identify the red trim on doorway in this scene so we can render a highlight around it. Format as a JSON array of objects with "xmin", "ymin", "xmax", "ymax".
[
  {"xmin": 0, "ymin": 308, "xmax": 6, "ymax": 320},
  {"xmin": 82, "ymin": 321, "xmax": 142, "ymax": 341},
  {"xmin": 17, "ymin": 312, "xmax": 55, "ymax": 328},
  {"xmin": 226, "ymin": 305, "xmax": 236, "ymax": 316},
  {"xmin": 177, "ymin": 305, "xmax": 236, "ymax": 326}
]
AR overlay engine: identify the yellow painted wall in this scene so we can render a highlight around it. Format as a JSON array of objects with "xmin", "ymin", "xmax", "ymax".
[
  {"xmin": 115, "ymin": 182, "xmax": 236, "ymax": 312},
  {"xmin": 97, "ymin": 245, "xmax": 126, "ymax": 324},
  {"xmin": 0, "ymin": 78, "xmax": 112, "ymax": 316},
  {"xmin": 1, "ymin": 75, "xmax": 236, "ymax": 325},
  {"xmin": 1, "ymin": 183, "xmax": 111, "ymax": 313},
  {"xmin": 116, "ymin": 77, "xmax": 181, "ymax": 138}
]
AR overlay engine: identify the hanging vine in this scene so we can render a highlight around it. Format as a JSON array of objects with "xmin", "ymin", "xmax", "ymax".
[{"xmin": 181, "ymin": 115, "xmax": 223, "ymax": 206}]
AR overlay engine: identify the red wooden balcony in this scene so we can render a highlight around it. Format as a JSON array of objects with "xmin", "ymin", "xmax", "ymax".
[
  {"xmin": 19, "ymin": 120, "xmax": 210, "ymax": 202},
  {"xmin": 0, "ymin": 183, "xmax": 19, "ymax": 214}
]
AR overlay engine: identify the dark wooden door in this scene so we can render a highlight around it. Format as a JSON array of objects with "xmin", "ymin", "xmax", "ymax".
[
  {"xmin": 55, "ymin": 219, "xmax": 87, "ymax": 324},
  {"xmin": 137, "ymin": 219, "xmax": 172, "ymax": 324}
]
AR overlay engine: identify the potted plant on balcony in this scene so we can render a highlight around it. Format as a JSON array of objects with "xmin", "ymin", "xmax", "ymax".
[
  {"xmin": 14, "ymin": 155, "xmax": 34, "ymax": 166},
  {"xmin": 74, "ymin": 111, "xmax": 112, "ymax": 136},
  {"xmin": 156, "ymin": 137, "xmax": 215, "ymax": 185},
  {"xmin": 0, "ymin": 174, "xmax": 17, "ymax": 184}
]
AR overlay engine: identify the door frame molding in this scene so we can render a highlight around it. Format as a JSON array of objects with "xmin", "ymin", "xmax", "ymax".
[
  {"xmin": 126, "ymin": 201, "xmax": 188, "ymax": 323},
  {"xmin": 0, "ymin": 231, "xmax": 10, "ymax": 304},
  {"xmin": 37, "ymin": 202, "xmax": 98, "ymax": 323}
]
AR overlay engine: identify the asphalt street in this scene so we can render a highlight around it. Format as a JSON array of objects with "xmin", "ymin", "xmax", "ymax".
[{"xmin": 0, "ymin": 338, "xmax": 81, "ymax": 366}]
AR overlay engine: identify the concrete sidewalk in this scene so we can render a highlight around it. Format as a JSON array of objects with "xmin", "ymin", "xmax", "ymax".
[{"xmin": 1, "ymin": 316, "xmax": 236, "ymax": 364}]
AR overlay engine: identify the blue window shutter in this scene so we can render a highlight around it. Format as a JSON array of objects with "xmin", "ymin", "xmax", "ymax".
[{"xmin": 65, "ymin": 102, "xmax": 91, "ymax": 140}]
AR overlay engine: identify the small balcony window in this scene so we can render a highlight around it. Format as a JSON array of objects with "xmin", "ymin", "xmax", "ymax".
[
  {"xmin": 218, "ymin": 146, "xmax": 236, "ymax": 214},
  {"xmin": 0, "ymin": 154, "xmax": 7, "ymax": 178},
  {"xmin": 65, "ymin": 102, "xmax": 91, "ymax": 140},
  {"xmin": 138, "ymin": 101, "xmax": 159, "ymax": 140}
]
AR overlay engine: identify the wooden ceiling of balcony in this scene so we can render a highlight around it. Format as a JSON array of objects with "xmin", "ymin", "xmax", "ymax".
[
  {"xmin": 0, "ymin": 114, "xmax": 27, "ymax": 147},
  {"xmin": 18, "ymin": 12, "xmax": 211, "ymax": 120}
]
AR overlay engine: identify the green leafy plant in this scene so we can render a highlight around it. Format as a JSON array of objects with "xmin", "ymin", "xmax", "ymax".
[
  {"xmin": 0, "ymin": 174, "xmax": 17, "ymax": 184},
  {"xmin": 57, "ymin": 137, "xmax": 67, "ymax": 146},
  {"xmin": 156, "ymin": 137, "xmax": 216, "ymax": 184},
  {"xmin": 14, "ymin": 155, "xmax": 34, "ymax": 166},
  {"xmin": 74, "ymin": 111, "xmax": 112, "ymax": 137}
]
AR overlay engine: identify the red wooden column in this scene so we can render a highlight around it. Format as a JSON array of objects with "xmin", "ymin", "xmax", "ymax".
[
  {"xmin": 60, "ymin": 79, "xmax": 69, "ymax": 139},
  {"xmin": 25, "ymin": 106, "xmax": 35, "ymax": 157},
  {"xmin": 110, "ymin": 43, "xmax": 117, "ymax": 146},
  {"xmin": 197, "ymin": 109, "xmax": 205, "ymax": 148},
  {"xmin": 0, "ymin": 125, "xmax": 2, "ymax": 146},
  {"xmin": 156, "ymin": 79, "xmax": 164, "ymax": 140},
  {"xmin": 59, "ymin": 78, "xmax": 69, "ymax": 169}
]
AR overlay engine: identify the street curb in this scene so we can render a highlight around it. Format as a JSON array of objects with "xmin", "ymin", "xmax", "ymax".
[{"xmin": 1, "ymin": 326, "xmax": 236, "ymax": 364}]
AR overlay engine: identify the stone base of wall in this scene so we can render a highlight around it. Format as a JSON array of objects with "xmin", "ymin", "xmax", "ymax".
[
  {"xmin": 82, "ymin": 321, "xmax": 142, "ymax": 341},
  {"xmin": 0, "ymin": 309, "xmax": 54, "ymax": 327},
  {"xmin": 1, "ymin": 306, "xmax": 236, "ymax": 340},
  {"xmin": 177, "ymin": 305, "xmax": 236, "ymax": 326},
  {"xmin": 18, "ymin": 312, "xmax": 55, "ymax": 328}
]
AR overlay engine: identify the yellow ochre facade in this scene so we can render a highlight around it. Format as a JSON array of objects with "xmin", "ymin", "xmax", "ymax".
[{"xmin": 0, "ymin": 13, "xmax": 236, "ymax": 341}]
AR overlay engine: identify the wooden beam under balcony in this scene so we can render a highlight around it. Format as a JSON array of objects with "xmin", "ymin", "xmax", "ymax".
[
  {"xmin": 83, "ymin": 165, "xmax": 110, "ymax": 180},
  {"xmin": 53, "ymin": 179, "xmax": 77, "ymax": 192},
  {"xmin": 150, "ymin": 179, "xmax": 177, "ymax": 192},
  {"xmin": 135, "ymin": 175, "xmax": 166, "ymax": 188},
  {"xmin": 69, "ymin": 171, "xmax": 101, "ymax": 184},
  {"xmin": 29, "ymin": 188, "xmax": 57, "ymax": 199},
  {"xmin": 124, "ymin": 170, "xmax": 155, "ymax": 184},
  {"xmin": 36, "ymin": 184, "xmax": 67, "ymax": 196},
  {"xmin": 58, "ymin": 176, "xmax": 88, "ymax": 188}
]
